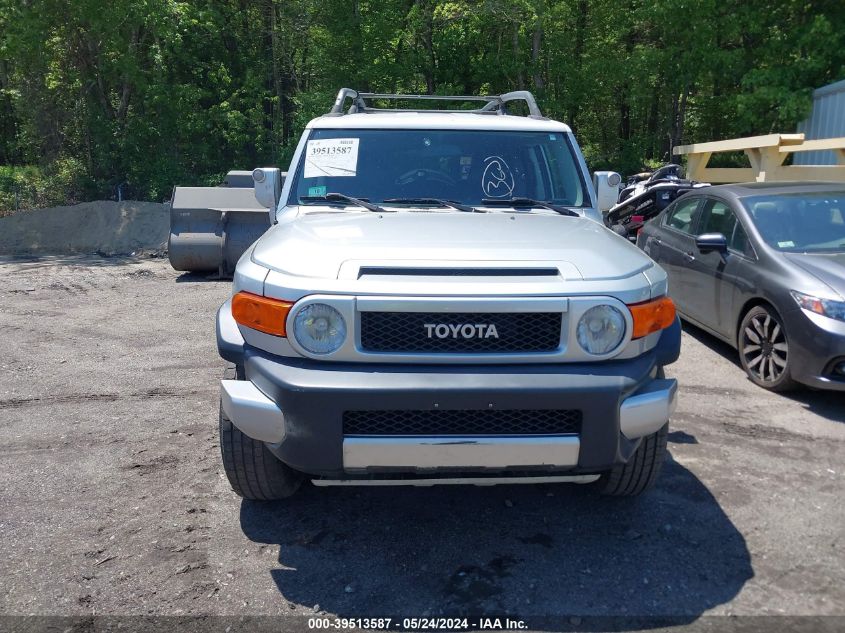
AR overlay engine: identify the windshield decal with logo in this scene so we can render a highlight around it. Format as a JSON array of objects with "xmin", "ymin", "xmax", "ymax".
[{"xmin": 481, "ymin": 155, "xmax": 515, "ymax": 198}]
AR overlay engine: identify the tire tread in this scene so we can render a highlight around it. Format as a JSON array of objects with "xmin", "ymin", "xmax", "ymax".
[{"xmin": 598, "ymin": 423, "xmax": 668, "ymax": 496}]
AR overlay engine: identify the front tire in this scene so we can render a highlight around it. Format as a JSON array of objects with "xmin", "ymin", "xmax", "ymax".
[
  {"xmin": 597, "ymin": 423, "xmax": 668, "ymax": 496},
  {"xmin": 219, "ymin": 366, "xmax": 303, "ymax": 500},
  {"xmin": 738, "ymin": 305, "xmax": 797, "ymax": 392}
]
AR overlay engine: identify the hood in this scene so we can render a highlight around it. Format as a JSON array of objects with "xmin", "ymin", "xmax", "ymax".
[
  {"xmin": 251, "ymin": 210, "xmax": 654, "ymax": 281},
  {"xmin": 784, "ymin": 252, "xmax": 845, "ymax": 298}
]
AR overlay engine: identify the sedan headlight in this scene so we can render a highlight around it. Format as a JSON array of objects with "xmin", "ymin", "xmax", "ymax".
[
  {"xmin": 790, "ymin": 291, "xmax": 845, "ymax": 322},
  {"xmin": 293, "ymin": 303, "xmax": 347, "ymax": 354},
  {"xmin": 576, "ymin": 305, "xmax": 626, "ymax": 354}
]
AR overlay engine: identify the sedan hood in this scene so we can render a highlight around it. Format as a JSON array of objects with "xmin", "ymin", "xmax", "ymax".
[
  {"xmin": 251, "ymin": 210, "xmax": 654, "ymax": 281},
  {"xmin": 785, "ymin": 252, "xmax": 845, "ymax": 298}
]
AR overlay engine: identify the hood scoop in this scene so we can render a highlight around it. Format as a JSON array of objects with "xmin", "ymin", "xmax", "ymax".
[
  {"xmin": 339, "ymin": 259, "xmax": 583, "ymax": 282},
  {"xmin": 357, "ymin": 266, "xmax": 560, "ymax": 279}
]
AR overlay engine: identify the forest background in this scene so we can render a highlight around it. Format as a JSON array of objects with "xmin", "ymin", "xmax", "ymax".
[{"xmin": 1, "ymin": 0, "xmax": 843, "ymax": 212}]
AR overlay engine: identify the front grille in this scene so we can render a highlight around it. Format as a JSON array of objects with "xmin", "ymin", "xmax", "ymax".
[
  {"xmin": 359, "ymin": 311, "xmax": 562, "ymax": 353},
  {"xmin": 343, "ymin": 409, "xmax": 582, "ymax": 436}
]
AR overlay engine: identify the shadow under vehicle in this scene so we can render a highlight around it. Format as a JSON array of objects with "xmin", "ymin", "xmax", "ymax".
[{"xmin": 239, "ymin": 455, "xmax": 752, "ymax": 625}]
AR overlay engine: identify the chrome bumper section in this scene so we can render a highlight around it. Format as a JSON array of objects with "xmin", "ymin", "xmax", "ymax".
[
  {"xmin": 342, "ymin": 435, "xmax": 580, "ymax": 472},
  {"xmin": 220, "ymin": 379, "xmax": 286, "ymax": 443},
  {"xmin": 619, "ymin": 378, "xmax": 677, "ymax": 439}
]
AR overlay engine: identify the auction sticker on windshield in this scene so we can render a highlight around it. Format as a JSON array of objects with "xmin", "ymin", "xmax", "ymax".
[{"xmin": 304, "ymin": 138, "xmax": 360, "ymax": 178}]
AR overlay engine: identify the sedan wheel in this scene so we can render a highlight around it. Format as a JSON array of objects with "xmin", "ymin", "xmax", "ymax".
[{"xmin": 738, "ymin": 305, "xmax": 797, "ymax": 392}]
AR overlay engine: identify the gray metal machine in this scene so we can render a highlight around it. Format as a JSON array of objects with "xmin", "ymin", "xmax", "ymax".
[{"xmin": 168, "ymin": 169, "xmax": 285, "ymax": 276}]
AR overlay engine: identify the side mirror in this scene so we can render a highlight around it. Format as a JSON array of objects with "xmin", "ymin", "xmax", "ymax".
[
  {"xmin": 696, "ymin": 232, "xmax": 728, "ymax": 254},
  {"xmin": 252, "ymin": 168, "xmax": 285, "ymax": 221},
  {"xmin": 593, "ymin": 171, "xmax": 622, "ymax": 214}
]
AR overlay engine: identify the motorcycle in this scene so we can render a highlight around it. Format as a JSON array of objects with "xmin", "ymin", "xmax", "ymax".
[{"xmin": 604, "ymin": 164, "xmax": 709, "ymax": 241}]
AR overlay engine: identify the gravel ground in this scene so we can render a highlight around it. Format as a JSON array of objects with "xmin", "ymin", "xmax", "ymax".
[{"xmin": 1, "ymin": 257, "xmax": 843, "ymax": 628}]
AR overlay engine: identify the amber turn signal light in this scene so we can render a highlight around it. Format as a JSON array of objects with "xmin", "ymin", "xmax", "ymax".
[
  {"xmin": 629, "ymin": 296, "xmax": 676, "ymax": 339},
  {"xmin": 231, "ymin": 291, "xmax": 293, "ymax": 337}
]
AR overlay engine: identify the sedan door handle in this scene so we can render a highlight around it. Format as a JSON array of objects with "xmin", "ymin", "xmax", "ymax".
[{"xmin": 684, "ymin": 251, "xmax": 695, "ymax": 261}]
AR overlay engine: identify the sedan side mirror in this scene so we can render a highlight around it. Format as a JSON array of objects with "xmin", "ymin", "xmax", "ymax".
[{"xmin": 696, "ymin": 232, "xmax": 728, "ymax": 254}]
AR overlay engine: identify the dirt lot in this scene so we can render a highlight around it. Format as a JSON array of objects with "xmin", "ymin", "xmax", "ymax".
[{"xmin": 1, "ymin": 256, "xmax": 844, "ymax": 627}]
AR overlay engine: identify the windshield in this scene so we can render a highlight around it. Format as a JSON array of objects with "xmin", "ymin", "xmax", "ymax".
[
  {"xmin": 742, "ymin": 192, "xmax": 845, "ymax": 253},
  {"xmin": 289, "ymin": 129, "xmax": 587, "ymax": 208}
]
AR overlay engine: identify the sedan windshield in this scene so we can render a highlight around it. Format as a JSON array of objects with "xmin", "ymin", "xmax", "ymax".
[
  {"xmin": 289, "ymin": 129, "xmax": 586, "ymax": 208},
  {"xmin": 742, "ymin": 192, "xmax": 845, "ymax": 253}
]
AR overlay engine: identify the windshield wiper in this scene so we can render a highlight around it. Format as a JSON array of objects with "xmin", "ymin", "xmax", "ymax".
[
  {"xmin": 300, "ymin": 193, "xmax": 391, "ymax": 213},
  {"xmin": 382, "ymin": 197, "xmax": 482, "ymax": 213},
  {"xmin": 481, "ymin": 197, "xmax": 580, "ymax": 217}
]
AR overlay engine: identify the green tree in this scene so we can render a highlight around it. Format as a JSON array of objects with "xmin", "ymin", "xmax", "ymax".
[{"xmin": 1, "ymin": 0, "xmax": 843, "ymax": 207}]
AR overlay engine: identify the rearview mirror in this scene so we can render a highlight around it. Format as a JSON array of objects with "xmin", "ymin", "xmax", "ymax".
[
  {"xmin": 593, "ymin": 171, "xmax": 622, "ymax": 215},
  {"xmin": 696, "ymin": 232, "xmax": 728, "ymax": 254}
]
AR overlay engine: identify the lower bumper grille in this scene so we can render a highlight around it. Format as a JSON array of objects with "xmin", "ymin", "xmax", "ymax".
[{"xmin": 343, "ymin": 409, "xmax": 582, "ymax": 436}]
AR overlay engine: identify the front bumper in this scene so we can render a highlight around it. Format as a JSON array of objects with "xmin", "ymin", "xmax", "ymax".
[
  {"xmin": 220, "ymin": 345, "xmax": 678, "ymax": 478},
  {"xmin": 782, "ymin": 307, "xmax": 845, "ymax": 391}
]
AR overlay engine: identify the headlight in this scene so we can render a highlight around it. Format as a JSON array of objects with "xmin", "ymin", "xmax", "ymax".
[
  {"xmin": 577, "ymin": 305, "xmax": 626, "ymax": 354},
  {"xmin": 790, "ymin": 291, "xmax": 845, "ymax": 322},
  {"xmin": 293, "ymin": 303, "xmax": 347, "ymax": 354}
]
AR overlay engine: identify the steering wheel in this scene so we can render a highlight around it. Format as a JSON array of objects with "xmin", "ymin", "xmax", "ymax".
[{"xmin": 395, "ymin": 168, "xmax": 456, "ymax": 187}]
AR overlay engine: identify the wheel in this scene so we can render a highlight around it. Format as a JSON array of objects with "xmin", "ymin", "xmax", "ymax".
[
  {"xmin": 219, "ymin": 365, "xmax": 303, "ymax": 500},
  {"xmin": 597, "ymin": 423, "xmax": 668, "ymax": 496},
  {"xmin": 738, "ymin": 305, "xmax": 797, "ymax": 392}
]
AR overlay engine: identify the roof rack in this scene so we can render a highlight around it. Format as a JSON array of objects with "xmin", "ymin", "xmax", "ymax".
[{"xmin": 327, "ymin": 88, "xmax": 544, "ymax": 119}]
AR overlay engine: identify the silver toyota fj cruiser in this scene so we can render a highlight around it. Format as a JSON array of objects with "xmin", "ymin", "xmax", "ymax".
[{"xmin": 216, "ymin": 89, "xmax": 681, "ymax": 499}]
